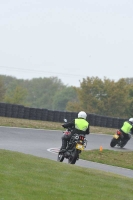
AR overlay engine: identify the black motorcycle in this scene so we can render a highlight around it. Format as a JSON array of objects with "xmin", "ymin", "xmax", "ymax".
[
  {"xmin": 110, "ymin": 130, "xmax": 131, "ymax": 148},
  {"xmin": 57, "ymin": 129, "xmax": 87, "ymax": 164}
]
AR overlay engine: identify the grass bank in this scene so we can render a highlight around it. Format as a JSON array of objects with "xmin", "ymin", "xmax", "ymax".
[
  {"xmin": 81, "ymin": 149, "xmax": 133, "ymax": 170},
  {"xmin": 0, "ymin": 116, "xmax": 115, "ymax": 134},
  {"xmin": 0, "ymin": 150, "xmax": 133, "ymax": 200}
]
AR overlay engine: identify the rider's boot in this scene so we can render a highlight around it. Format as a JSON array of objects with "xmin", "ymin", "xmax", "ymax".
[{"xmin": 59, "ymin": 140, "xmax": 67, "ymax": 153}]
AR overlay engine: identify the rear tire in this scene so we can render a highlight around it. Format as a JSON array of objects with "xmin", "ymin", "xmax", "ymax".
[
  {"xmin": 110, "ymin": 138, "xmax": 118, "ymax": 147},
  {"xmin": 68, "ymin": 149, "xmax": 78, "ymax": 164}
]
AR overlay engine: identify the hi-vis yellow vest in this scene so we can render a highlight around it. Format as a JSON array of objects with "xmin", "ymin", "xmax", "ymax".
[
  {"xmin": 75, "ymin": 118, "xmax": 89, "ymax": 131},
  {"xmin": 121, "ymin": 121, "xmax": 132, "ymax": 134}
]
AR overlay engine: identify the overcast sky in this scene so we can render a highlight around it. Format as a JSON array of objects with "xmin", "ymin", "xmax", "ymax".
[{"xmin": 0, "ymin": 0, "xmax": 133, "ymax": 86}]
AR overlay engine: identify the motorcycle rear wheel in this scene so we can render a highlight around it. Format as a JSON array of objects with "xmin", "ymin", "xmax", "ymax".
[
  {"xmin": 68, "ymin": 149, "xmax": 79, "ymax": 164},
  {"xmin": 110, "ymin": 138, "xmax": 118, "ymax": 147}
]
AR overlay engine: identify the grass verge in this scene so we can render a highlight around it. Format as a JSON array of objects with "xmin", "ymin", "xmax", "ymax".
[
  {"xmin": 81, "ymin": 149, "xmax": 133, "ymax": 170},
  {"xmin": 0, "ymin": 116, "xmax": 116, "ymax": 134},
  {"xmin": 0, "ymin": 150, "xmax": 133, "ymax": 200}
]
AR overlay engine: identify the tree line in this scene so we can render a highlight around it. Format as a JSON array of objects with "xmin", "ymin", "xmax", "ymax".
[{"xmin": 0, "ymin": 75, "xmax": 133, "ymax": 118}]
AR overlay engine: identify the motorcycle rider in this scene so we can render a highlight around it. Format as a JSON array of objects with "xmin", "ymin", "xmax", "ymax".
[
  {"xmin": 60, "ymin": 111, "xmax": 90, "ymax": 152},
  {"xmin": 119, "ymin": 118, "xmax": 133, "ymax": 142}
]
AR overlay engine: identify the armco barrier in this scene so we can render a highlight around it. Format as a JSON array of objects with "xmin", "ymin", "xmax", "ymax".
[{"xmin": 0, "ymin": 103, "xmax": 126, "ymax": 129}]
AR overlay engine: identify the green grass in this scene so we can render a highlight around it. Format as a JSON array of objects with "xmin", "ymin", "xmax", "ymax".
[
  {"xmin": 0, "ymin": 116, "xmax": 115, "ymax": 134},
  {"xmin": 81, "ymin": 149, "xmax": 133, "ymax": 170},
  {"xmin": 0, "ymin": 150, "xmax": 133, "ymax": 200}
]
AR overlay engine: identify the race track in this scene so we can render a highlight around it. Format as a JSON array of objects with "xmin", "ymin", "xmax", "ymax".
[{"xmin": 0, "ymin": 126, "xmax": 133, "ymax": 178}]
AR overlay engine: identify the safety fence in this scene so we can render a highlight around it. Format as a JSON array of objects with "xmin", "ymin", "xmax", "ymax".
[{"xmin": 0, "ymin": 103, "xmax": 126, "ymax": 129}]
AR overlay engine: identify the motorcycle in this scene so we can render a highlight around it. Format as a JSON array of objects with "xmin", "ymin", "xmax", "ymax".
[
  {"xmin": 110, "ymin": 130, "xmax": 131, "ymax": 148},
  {"xmin": 57, "ymin": 126, "xmax": 87, "ymax": 164}
]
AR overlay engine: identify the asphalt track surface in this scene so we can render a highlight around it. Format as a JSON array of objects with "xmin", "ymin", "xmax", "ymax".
[{"xmin": 0, "ymin": 126, "xmax": 133, "ymax": 178}]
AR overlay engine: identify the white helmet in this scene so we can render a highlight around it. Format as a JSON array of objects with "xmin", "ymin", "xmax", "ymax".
[
  {"xmin": 129, "ymin": 118, "xmax": 133, "ymax": 123},
  {"xmin": 78, "ymin": 111, "xmax": 87, "ymax": 119}
]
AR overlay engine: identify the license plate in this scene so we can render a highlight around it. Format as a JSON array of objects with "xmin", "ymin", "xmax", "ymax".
[
  {"xmin": 113, "ymin": 134, "xmax": 119, "ymax": 139},
  {"xmin": 76, "ymin": 144, "xmax": 84, "ymax": 150}
]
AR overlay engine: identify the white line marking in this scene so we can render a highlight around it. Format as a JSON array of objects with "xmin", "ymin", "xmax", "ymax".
[
  {"xmin": 47, "ymin": 148, "xmax": 92, "ymax": 154},
  {"xmin": 47, "ymin": 148, "xmax": 60, "ymax": 154}
]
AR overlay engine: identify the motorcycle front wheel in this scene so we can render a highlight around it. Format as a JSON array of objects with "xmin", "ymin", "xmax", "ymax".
[
  {"xmin": 57, "ymin": 152, "xmax": 64, "ymax": 162},
  {"xmin": 119, "ymin": 140, "xmax": 128, "ymax": 148}
]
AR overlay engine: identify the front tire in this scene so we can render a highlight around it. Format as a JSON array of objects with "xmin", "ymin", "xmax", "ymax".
[
  {"xmin": 119, "ymin": 140, "xmax": 128, "ymax": 148},
  {"xmin": 57, "ymin": 152, "xmax": 64, "ymax": 162}
]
